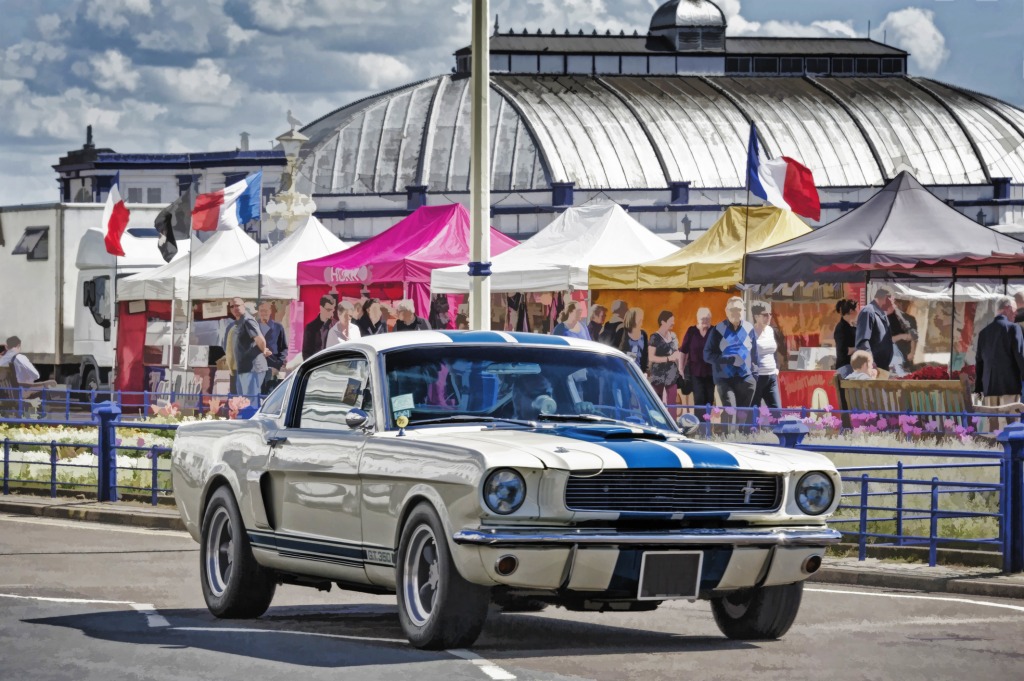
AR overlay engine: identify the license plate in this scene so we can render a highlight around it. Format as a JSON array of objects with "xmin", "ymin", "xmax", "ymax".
[{"xmin": 637, "ymin": 551, "xmax": 703, "ymax": 600}]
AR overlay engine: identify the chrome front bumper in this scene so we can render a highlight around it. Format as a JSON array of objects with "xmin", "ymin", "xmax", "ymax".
[{"xmin": 453, "ymin": 526, "xmax": 842, "ymax": 548}]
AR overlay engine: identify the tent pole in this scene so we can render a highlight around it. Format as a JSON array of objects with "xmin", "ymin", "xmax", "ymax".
[
  {"xmin": 949, "ymin": 269, "xmax": 957, "ymax": 373},
  {"xmin": 468, "ymin": 0, "xmax": 491, "ymax": 331}
]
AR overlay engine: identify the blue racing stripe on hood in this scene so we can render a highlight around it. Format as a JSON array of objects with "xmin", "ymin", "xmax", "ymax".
[
  {"xmin": 437, "ymin": 330, "xmax": 510, "ymax": 343},
  {"xmin": 507, "ymin": 332, "xmax": 569, "ymax": 346},
  {"xmin": 552, "ymin": 426, "xmax": 682, "ymax": 468},
  {"xmin": 668, "ymin": 441, "xmax": 741, "ymax": 469}
]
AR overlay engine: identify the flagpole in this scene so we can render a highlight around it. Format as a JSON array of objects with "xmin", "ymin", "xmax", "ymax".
[
  {"xmin": 180, "ymin": 155, "xmax": 196, "ymax": 375},
  {"xmin": 744, "ymin": 123, "xmax": 754, "ymax": 266},
  {"xmin": 257, "ymin": 165, "xmax": 264, "ymax": 305}
]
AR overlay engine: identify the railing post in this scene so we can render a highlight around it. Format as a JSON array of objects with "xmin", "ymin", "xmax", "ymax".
[
  {"xmin": 859, "ymin": 474, "xmax": 869, "ymax": 561},
  {"xmin": 896, "ymin": 461, "xmax": 904, "ymax": 546},
  {"xmin": 929, "ymin": 477, "xmax": 940, "ymax": 567},
  {"xmin": 774, "ymin": 417, "xmax": 809, "ymax": 448},
  {"xmin": 3, "ymin": 438, "xmax": 9, "ymax": 496},
  {"xmin": 17, "ymin": 387, "xmax": 23, "ymax": 419},
  {"xmin": 93, "ymin": 401, "xmax": 122, "ymax": 502},
  {"xmin": 997, "ymin": 422, "xmax": 1024, "ymax": 573},
  {"xmin": 150, "ymin": 446, "xmax": 159, "ymax": 506},
  {"xmin": 64, "ymin": 388, "xmax": 70, "ymax": 421},
  {"xmin": 49, "ymin": 440, "xmax": 58, "ymax": 498},
  {"xmin": 40, "ymin": 388, "xmax": 48, "ymax": 419}
]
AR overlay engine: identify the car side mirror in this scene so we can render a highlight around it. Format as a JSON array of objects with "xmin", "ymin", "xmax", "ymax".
[
  {"xmin": 345, "ymin": 408, "xmax": 370, "ymax": 430},
  {"xmin": 677, "ymin": 412, "xmax": 701, "ymax": 438}
]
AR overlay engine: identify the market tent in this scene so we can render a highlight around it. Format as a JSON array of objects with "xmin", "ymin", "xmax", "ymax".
[
  {"xmin": 431, "ymin": 202, "xmax": 677, "ymax": 293},
  {"xmin": 744, "ymin": 172, "xmax": 1024, "ymax": 284},
  {"xmin": 589, "ymin": 206, "xmax": 810, "ymax": 290},
  {"xmin": 296, "ymin": 203, "xmax": 518, "ymax": 320},
  {"xmin": 190, "ymin": 216, "xmax": 352, "ymax": 300},
  {"xmin": 117, "ymin": 227, "xmax": 259, "ymax": 301}
]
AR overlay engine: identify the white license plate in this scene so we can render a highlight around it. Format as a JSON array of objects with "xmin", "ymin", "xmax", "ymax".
[{"xmin": 637, "ymin": 551, "xmax": 703, "ymax": 600}]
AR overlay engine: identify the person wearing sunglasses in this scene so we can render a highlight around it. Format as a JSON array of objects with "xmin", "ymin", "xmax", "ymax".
[{"xmin": 751, "ymin": 302, "xmax": 781, "ymax": 411}]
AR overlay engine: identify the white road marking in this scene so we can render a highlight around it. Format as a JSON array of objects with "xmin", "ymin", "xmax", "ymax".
[
  {"xmin": 173, "ymin": 626, "xmax": 408, "ymax": 645},
  {"xmin": 0, "ymin": 593, "xmax": 135, "ymax": 605},
  {"xmin": 807, "ymin": 587, "xmax": 1024, "ymax": 613},
  {"xmin": 448, "ymin": 649, "xmax": 516, "ymax": 680},
  {"xmin": 131, "ymin": 603, "xmax": 170, "ymax": 628},
  {"xmin": 0, "ymin": 514, "xmax": 192, "ymax": 539}
]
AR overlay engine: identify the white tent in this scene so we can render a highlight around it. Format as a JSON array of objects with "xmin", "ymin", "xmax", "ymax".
[
  {"xmin": 117, "ymin": 227, "xmax": 259, "ymax": 301},
  {"xmin": 189, "ymin": 216, "xmax": 352, "ymax": 300},
  {"xmin": 430, "ymin": 202, "xmax": 678, "ymax": 293}
]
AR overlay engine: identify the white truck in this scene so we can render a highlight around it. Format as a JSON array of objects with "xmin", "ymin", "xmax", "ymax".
[{"xmin": 0, "ymin": 202, "xmax": 178, "ymax": 391}]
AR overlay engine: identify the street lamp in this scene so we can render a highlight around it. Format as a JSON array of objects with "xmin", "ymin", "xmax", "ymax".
[{"xmin": 265, "ymin": 119, "xmax": 316, "ymax": 236}]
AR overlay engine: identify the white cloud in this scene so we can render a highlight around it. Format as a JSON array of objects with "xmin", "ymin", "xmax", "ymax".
[
  {"xmin": 352, "ymin": 53, "xmax": 415, "ymax": 90},
  {"xmin": 1, "ymin": 40, "xmax": 66, "ymax": 79},
  {"xmin": 149, "ymin": 58, "xmax": 238, "ymax": 106},
  {"xmin": 84, "ymin": 0, "xmax": 153, "ymax": 31},
  {"xmin": 87, "ymin": 50, "xmax": 140, "ymax": 92},
  {"xmin": 880, "ymin": 8, "xmax": 949, "ymax": 74},
  {"xmin": 718, "ymin": 0, "xmax": 857, "ymax": 38},
  {"xmin": 35, "ymin": 14, "xmax": 61, "ymax": 35}
]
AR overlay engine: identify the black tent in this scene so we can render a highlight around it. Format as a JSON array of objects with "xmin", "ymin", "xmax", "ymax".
[{"xmin": 743, "ymin": 172, "xmax": 1024, "ymax": 284}]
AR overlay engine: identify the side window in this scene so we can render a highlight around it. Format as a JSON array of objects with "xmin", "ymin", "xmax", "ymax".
[
  {"xmin": 298, "ymin": 358, "xmax": 372, "ymax": 431},
  {"xmin": 259, "ymin": 374, "xmax": 293, "ymax": 416}
]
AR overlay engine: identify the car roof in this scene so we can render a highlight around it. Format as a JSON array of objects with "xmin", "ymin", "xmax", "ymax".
[{"xmin": 312, "ymin": 330, "xmax": 622, "ymax": 358}]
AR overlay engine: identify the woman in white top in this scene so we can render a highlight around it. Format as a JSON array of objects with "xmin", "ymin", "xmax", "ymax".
[
  {"xmin": 751, "ymin": 302, "xmax": 781, "ymax": 410},
  {"xmin": 326, "ymin": 301, "xmax": 361, "ymax": 346}
]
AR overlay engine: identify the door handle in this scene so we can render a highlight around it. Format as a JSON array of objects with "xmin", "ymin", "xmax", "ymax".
[{"xmin": 266, "ymin": 435, "xmax": 288, "ymax": 447}]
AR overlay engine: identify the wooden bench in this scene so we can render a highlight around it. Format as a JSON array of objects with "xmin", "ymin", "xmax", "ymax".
[
  {"xmin": 0, "ymin": 365, "xmax": 42, "ymax": 416},
  {"xmin": 833, "ymin": 374, "xmax": 977, "ymax": 430}
]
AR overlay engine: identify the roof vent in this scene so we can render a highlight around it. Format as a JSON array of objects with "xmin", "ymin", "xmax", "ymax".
[
  {"xmin": 605, "ymin": 29, "xmax": 611, "ymax": 35},
  {"xmin": 551, "ymin": 28, "xmax": 556, "ymax": 35},
  {"xmin": 536, "ymin": 28, "xmax": 542, "ymax": 35}
]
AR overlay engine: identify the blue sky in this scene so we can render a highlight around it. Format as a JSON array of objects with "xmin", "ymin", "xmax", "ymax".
[{"xmin": 0, "ymin": 0, "xmax": 1021, "ymax": 205}]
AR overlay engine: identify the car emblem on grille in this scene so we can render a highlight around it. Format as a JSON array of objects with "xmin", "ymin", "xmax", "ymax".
[{"xmin": 740, "ymin": 481, "xmax": 760, "ymax": 504}]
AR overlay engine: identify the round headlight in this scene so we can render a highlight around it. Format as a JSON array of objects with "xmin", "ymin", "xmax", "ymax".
[
  {"xmin": 483, "ymin": 469, "xmax": 526, "ymax": 515},
  {"xmin": 795, "ymin": 472, "xmax": 835, "ymax": 516}
]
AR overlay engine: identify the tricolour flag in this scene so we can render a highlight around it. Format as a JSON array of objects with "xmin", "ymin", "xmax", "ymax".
[
  {"xmin": 102, "ymin": 172, "xmax": 131, "ymax": 256},
  {"xmin": 747, "ymin": 124, "xmax": 821, "ymax": 221},
  {"xmin": 191, "ymin": 171, "xmax": 262, "ymax": 232},
  {"xmin": 154, "ymin": 182, "xmax": 195, "ymax": 262}
]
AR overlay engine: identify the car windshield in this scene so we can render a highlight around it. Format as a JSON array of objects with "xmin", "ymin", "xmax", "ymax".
[{"xmin": 382, "ymin": 345, "xmax": 672, "ymax": 431}]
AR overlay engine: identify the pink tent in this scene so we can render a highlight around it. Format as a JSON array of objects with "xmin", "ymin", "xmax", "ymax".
[{"xmin": 296, "ymin": 204, "xmax": 519, "ymax": 324}]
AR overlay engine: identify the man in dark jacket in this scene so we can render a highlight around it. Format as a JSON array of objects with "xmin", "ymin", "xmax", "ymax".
[
  {"xmin": 394, "ymin": 300, "xmax": 431, "ymax": 332},
  {"xmin": 598, "ymin": 300, "xmax": 628, "ymax": 347},
  {"xmin": 855, "ymin": 287, "xmax": 894, "ymax": 373},
  {"xmin": 258, "ymin": 302, "xmax": 288, "ymax": 390},
  {"xmin": 975, "ymin": 297, "xmax": 1024, "ymax": 405},
  {"xmin": 302, "ymin": 294, "xmax": 336, "ymax": 359}
]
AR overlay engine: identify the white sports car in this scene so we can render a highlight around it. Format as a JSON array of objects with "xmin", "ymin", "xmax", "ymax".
[{"xmin": 171, "ymin": 331, "xmax": 841, "ymax": 649}]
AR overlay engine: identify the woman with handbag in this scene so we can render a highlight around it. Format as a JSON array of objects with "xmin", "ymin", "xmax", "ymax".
[
  {"xmin": 680, "ymin": 307, "xmax": 715, "ymax": 419},
  {"xmin": 618, "ymin": 307, "xmax": 648, "ymax": 373},
  {"xmin": 647, "ymin": 310, "xmax": 681, "ymax": 417}
]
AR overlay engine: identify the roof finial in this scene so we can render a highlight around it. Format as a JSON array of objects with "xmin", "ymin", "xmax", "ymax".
[{"xmin": 493, "ymin": 13, "xmax": 499, "ymax": 35}]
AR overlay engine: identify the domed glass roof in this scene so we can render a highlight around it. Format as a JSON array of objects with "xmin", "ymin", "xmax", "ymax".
[{"xmin": 650, "ymin": 0, "xmax": 726, "ymax": 30}]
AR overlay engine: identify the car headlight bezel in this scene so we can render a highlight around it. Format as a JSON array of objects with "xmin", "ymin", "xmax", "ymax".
[
  {"xmin": 483, "ymin": 468, "xmax": 527, "ymax": 515},
  {"xmin": 795, "ymin": 471, "xmax": 835, "ymax": 516}
]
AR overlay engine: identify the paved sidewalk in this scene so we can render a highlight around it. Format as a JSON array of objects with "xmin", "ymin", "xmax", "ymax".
[{"xmin": 3, "ymin": 495, "xmax": 1024, "ymax": 601}]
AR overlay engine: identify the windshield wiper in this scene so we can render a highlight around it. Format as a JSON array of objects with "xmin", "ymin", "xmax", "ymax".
[
  {"xmin": 537, "ymin": 413, "xmax": 668, "ymax": 435},
  {"xmin": 406, "ymin": 415, "xmax": 537, "ymax": 428}
]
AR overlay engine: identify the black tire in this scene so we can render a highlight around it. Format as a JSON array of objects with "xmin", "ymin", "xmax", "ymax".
[
  {"xmin": 199, "ymin": 486, "xmax": 276, "ymax": 618},
  {"xmin": 710, "ymin": 582, "xmax": 804, "ymax": 640},
  {"xmin": 396, "ymin": 503, "xmax": 490, "ymax": 649}
]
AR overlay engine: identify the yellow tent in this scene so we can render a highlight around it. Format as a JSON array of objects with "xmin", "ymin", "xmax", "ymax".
[{"xmin": 589, "ymin": 206, "xmax": 812, "ymax": 290}]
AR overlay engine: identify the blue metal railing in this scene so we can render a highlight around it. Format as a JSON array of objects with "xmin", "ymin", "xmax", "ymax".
[{"xmin": 1, "ymin": 387, "xmax": 264, "ymax": 422}]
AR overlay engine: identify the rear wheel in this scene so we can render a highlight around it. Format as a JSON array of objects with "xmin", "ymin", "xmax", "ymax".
[
  {"xmin": 200, "ymin": 486, "xmax": 276, "ymax": 618},
  {"xmin": 396, "ymin": 503, "xmax": 490, "ymax": 649},
  {"xmin": 710, "ymin": 582, "xmax": 804, "ymax": 640}
]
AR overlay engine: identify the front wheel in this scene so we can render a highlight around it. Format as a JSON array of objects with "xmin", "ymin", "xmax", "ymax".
[
  {"xmin": 200, "ymin": 486, "xmax": 276, "ymax": 618},
  {"xmin": 710, "ymin": 582, "xmax": 804, "ymax": 640},
  {"xmin": 396, "ymin": 503, "xmax": 490, "ymax": 649}
]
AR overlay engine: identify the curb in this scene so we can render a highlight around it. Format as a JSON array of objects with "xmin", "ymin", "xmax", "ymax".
[
  {"xmin": 0, "ymin": 500, "xmax": 186, "ymax": 532},
  {"xmin": 811, "ymin": 566, "xmax": 1024, "ymax": 601}
]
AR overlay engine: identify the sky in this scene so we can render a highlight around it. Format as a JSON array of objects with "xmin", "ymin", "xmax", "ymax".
[{"xmin": 0, "ymin": 0, "xmax": 1022, "ymax": 206}]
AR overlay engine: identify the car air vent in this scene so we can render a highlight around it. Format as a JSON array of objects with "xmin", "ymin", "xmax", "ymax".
[{"xmin": 565, "ymin": 469, "xmax": 782, "ymax": 514}]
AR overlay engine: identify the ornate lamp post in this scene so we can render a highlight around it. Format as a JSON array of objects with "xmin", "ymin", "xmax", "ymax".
[{"xmin": 265, "ymin": 122, "xmax": 316, "ymax": 236}]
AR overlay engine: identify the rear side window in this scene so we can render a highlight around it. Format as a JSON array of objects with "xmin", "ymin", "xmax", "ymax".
[{"xmin": 298, "ymin": 358, "xmax": 373, "ymax": 431}]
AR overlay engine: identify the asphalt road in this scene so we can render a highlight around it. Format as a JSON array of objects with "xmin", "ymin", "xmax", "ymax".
[{"xmin": 1, "ymin": 512, "xmax": 1022, "ymax": 681}]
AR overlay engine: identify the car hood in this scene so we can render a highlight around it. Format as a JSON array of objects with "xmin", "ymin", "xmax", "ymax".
[{"xmin": 399, "ymin": 424, "xmax": 834, "ymax": 473}]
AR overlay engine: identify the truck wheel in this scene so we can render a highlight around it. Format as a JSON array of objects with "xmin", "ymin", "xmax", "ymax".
[
  {"xmin": 710, "ymin": 582, "xmax": 803, "ymax": 640},
  {"xmin": 200, "ymin": 486, "xmax": 276, "ymax": 618},
  {"xmin": 396, "ymin": 503, "xmax": 490, "ymax": 649}
]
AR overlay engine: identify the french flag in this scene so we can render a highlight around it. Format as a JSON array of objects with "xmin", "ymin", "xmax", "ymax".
[
  {"xmin": 747, "ymin": 124, "xmax": 821, "ymax": 221},
  {"xmin": 102, "ymin": 172, "xmax": 131, "ymax": 257},
  {"xmin": 191, "ymin": 171, "xmax": 263, "ymax": 232}
]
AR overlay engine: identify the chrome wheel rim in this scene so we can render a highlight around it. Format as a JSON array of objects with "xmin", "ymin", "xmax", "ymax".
[
  {"xmin": 403, "ymin": 525, "xmax": 440, "ymax": 627},
  {"xmin": 205, "ymin": 506, "xmax": 234, "ymax": 597}
]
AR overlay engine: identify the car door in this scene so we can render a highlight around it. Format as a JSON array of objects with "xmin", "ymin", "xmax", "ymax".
[{"xmin": 265, "ymin": 353, "xmax": 374, "ymax": 582}]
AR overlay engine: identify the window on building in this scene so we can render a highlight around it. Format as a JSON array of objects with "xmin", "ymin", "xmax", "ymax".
[
  {"xmin": 726, "ymin": 57, "xmax": 752, "ymax": 74},
  {"xmin": 539, "ymin": 54, "xmax": 564, "ymax": 74},
  {"xmin": 127, "ymin": 187, "xmax": 143, "ymax": 204},
  {"xmin": 510, "ymin": 54, "xmax": 539, "ymax": 73},
  {"xmin": 566, "ymin": 55, "xmax": 593, "ymax": 74},
  {"xmin": 621, "ymin": 56, "xmax": 647, "ymax": 74},
  {"xmin": 676, "ymin": 29, "xmax": 702, "ymax": 51},
  {"xmin": 457, "ymin": 56, "xmax": 470, "ymax": 73},
  {"xmin": 490, "ymin": 54, "xmax": 511, "ymax": 73},
  {"xmin": 856, "ymin": 58, "xmax": 880, "ymax": 75},
  {"xmin": 806, "ymin": 57, "xmax": 830, "ymax": 75},
  {"xmin": 832, "ymin": 58, "xmax": 854, "ymax": 75},
  {"xmin": 649, "ymin": 56, "xmax": 676, "ymax": 75},
  {"xmin": 146, "ymin": 187, "xmax": 162, "ymax": 204},
  {"xmin": 594, "ymin": 55, "xmax": 620, "ymax": 74},
  {"xmin": 780, "ymin": 57, "xmax": 804, "ymax": 74},
  {"xmin": 753, "ymin": 57, "xmax": 779, "ymax": 74},
  {"xmin": 882, "ymin": 58, "xmax": 905, "ymax": 75},
  {"xmin": 12, "ymin": 226, "xmax": 48, "ymax": 261},
  {"xmin": 702, "ymin": 29, "xmax": 725, "ymax": 51}
]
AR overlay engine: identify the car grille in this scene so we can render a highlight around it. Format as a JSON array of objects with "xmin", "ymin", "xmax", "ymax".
[{"xmin": 564, "ymin": 470, "xmax": 783, "ymax": 514}]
